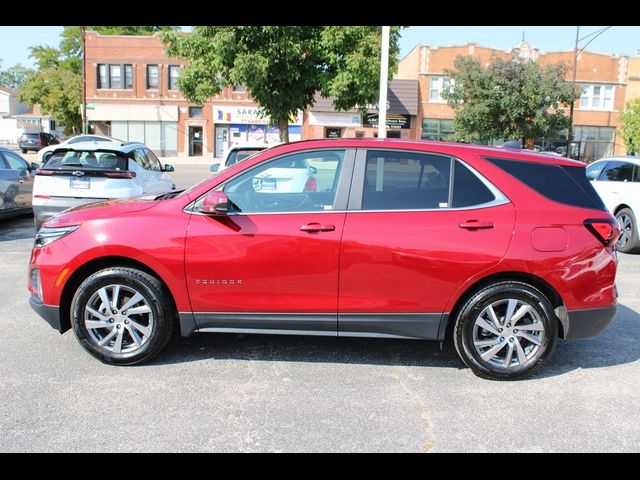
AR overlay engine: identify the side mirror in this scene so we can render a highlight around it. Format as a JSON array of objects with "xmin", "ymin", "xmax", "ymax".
[
  {"xmin": 163, "ymin": 164, "xmax": 175, "ymax": 172},
  {"xmin": 210, "ymin": 164, "xmax": 220, "ymax": 173},
  {"xmin": 196, "ymin": 191, "xmax": 229, "ymax": 215},
  {"xmin": 30, "ymin": 162, "xmax": 39, "ymax": 170}
]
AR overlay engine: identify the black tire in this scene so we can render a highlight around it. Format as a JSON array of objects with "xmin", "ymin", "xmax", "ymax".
[
  {"xmin": 71, "ymin": 267, "xmax": 175, "ymax": 365},
  {"xmin": 21, "ymin": 149, "xmax": 27, "ymax": 154},
  {"xmin": 453, "ymin": 281, "xmax": 558, "ymax": 380},
  {"xmin": 615, "ymin": 207, "xmax": 640, "ymax": 254}
]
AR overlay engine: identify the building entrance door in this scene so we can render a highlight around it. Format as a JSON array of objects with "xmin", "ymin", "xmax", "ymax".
[
  {"xmin": 189, "ymin": 126, "xmax": 203, "ymax": 156},
  {"xmin": 215, "ymin": 126, "xmax": 229, "ymax": 158}
]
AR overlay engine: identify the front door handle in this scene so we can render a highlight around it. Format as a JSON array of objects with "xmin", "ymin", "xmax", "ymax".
[
  {"xmin": 459, "ymin": 220, "xmax": 494, "ymax": 230},
  {"xmin": 300, "ymin": 223, "xmax": 336, "ymax": 233}
]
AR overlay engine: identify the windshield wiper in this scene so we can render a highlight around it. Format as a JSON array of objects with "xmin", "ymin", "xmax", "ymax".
[{"xmin": 155, "ymin": 190, "xmax": 184, "ymax": 200}]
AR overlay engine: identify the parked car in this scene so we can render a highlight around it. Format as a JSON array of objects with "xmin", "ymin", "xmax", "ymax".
[
  {"xmin": 28, "ymin": 139, "xmax": 619, "ymax": 380},
  {"xmin": 38, "ymin": 134, "xmax": 120, "ymax": 165},
  {"xmin": 31, "ymin": 141, "xmax": 175, "ymax": 228},
  {"xmin": 210, "ymin": 143, "xmax": 279, "ymax": 173},
  {"xmin": 19, "ymin": 132, "xmax": 59, "ymax": 153},
  {"xmin": 0, "ymin": 148, "xmax": 38, "ymax": 219},
  {"xmin": 586, "ymin": 155, "xmax": 640, "ymax": 253}
]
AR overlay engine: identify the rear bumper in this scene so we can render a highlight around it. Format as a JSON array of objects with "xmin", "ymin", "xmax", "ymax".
[
  {"xmin": 33, "ymin": 197, "xmax": 105, "ymax": 228},
  {"xmin": 564, "ymin": 306, "xmax": 617, "ymax": 340},
  {"xmin": 29, "ymin": 295, "xmax": 64, "ymax": 333}
]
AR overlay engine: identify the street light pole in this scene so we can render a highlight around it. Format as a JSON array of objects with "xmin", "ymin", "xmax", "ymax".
[{"xmin": 81, "ymin": 26, "xmax": 87, "ymax": 134}]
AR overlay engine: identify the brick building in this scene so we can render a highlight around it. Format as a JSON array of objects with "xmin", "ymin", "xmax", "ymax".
[
  {"xmin": 84, "ymin": 31, "xmax": 301, "ymax": 157},
  {"xmin": 396, "ymin": 41, "xmax": 631, "ymax": 162}
]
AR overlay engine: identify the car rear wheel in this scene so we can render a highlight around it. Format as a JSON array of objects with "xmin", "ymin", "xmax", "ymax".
[
  {"xmin": 453, "ymin": 281, "xmax": 558, "ymax": 380},
  {"xmin": 71, "ymin": 267, "xmax": 175, "ymax": 365},
  {"xmin": 615, "ymin": 207, "xmax": 640, "ymax": 254},
  {"xmin": 21, "ymin": 149, "xmax": 27, "ymax": 154}
]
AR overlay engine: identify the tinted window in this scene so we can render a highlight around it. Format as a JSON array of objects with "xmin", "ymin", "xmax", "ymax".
[
  {"xmin": 485, "ymin": 157, "xmax": 605, "ymax": 210},
  {"xmin": 452, "ymin": 160, "xmax": 495, "ymax": 208},
  {"xmin": 46, "ymin": 150, "xmax": 128, "ymax": 170},
  {"xmin": 222, "ymin": 150, "xmax": 344, "ymax": 213},
  {"xmin": 601, "ymin": 161, "xmax": 634, "ymax": 182},
  {"xmin": 586, "ymin": 161, "xmax": 606, "ymax": 180},
  {"xmin": 22, "ymin": 134, "xmax": 39, "ymax": 140},
  {"xmin": 363, "ymin": 150, "xmax": 451, "ymax": 210},
  {"xmin": 3, "ymin": 151, "xmax": 28, "ymax": 170},
  {"xmin": 634, "ymin": 164, "xmax": 640, "ymax": 182}
]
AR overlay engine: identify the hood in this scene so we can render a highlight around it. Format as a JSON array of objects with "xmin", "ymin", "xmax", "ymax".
[{"xmin": 44, "ymin": 195, "xmax": 160, "ymax": 227}]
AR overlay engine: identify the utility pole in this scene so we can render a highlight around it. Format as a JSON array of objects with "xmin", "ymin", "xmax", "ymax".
[
  {"xmin": 566, "ymin": 26, "xmax": 612, "ymax": 159},
  {"xmin": 81, "ymin": 26, "xmax": 87, "ymax": 134},
  {"xmin": 566, "ymin": 26, "xmax": 580, "ymax": 158},
  {"xmin": 378, "ymin": 26, "xmax": 390, "ymax": 139}
]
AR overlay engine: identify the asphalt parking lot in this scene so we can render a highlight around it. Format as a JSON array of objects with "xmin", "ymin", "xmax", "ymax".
[{"xmin": 0, "ymin": 162, "xmax": 639, "ymax": 452}]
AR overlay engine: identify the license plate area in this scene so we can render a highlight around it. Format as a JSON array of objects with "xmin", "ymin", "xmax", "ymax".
[{"xmin": 70, "ymin": 177, "xmax": 90, "ymax": 189}]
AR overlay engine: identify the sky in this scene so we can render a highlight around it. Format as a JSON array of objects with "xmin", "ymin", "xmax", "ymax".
[{"xmin": 1, "ymin": 26, "xmax": 639, "ymax": 70}]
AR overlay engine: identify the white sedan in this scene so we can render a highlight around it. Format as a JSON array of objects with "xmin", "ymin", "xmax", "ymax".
[{"xmin": 586, "ymin": 156, "xmax": 640, "ymax": 253}]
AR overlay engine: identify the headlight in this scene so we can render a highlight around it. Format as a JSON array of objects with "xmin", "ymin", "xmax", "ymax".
[{"xmin": 34, "ymin": 225, "xmax": 79, "ymax": 248}]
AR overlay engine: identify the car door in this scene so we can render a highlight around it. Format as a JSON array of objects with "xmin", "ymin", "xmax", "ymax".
[
  {"xmin": 337, "ymin": 148, "xmax": 516, "ymax": 340},
  {"xmin": 143, "ymin": 148, "xmax": 173, "ymax": 193},
  {"xmin": 1, "ymin": 150, "xmax": 34, "ymax": 208},
  {"xmin": 184, "ymin": 148, "xmax": 354, "ymax": 334},
  {"xmin": 593, "ymin": 160, "xmax": 635, "ymax": 213}
]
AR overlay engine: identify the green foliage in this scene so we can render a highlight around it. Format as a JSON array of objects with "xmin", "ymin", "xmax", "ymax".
[
  {"xmin": 162, "ymin": 26, "xmax": 402, "ymax": 142},
  {"xmin": 20, "ymin": 68, "xmax": 82, "ymax": 134},
  {"xmin": 620, "ymin": 98, "xmax": 640, "ymax": 154},
  {"xmin": 0, "ymin": 63, "xmax": 34, "ymax": 89},
  {"xmin": 21, "ymin": 26, "xmax": 177, "ymax": 133},
  {"xmin": 442, "ymin": 56, "xmax": 579, "ymax": 144}
]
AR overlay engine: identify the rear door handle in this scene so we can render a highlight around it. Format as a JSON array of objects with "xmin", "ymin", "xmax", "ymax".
[
  {"xmin": 300, "ymin": 223, "xmax": 336, "ymax": 232},
  {"xmin": 459, "ymin": 220, "xmax": 494, "ymax": 230}
]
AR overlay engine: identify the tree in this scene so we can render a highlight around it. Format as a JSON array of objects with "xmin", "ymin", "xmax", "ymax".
[
  {"xmin": 620, "ymin": 98, "xmax": 640, "ymax": 155},
  {"xmin": 0, "ymin": 63, "xmax": 34, "ymax": 89},
  {"xmin": 20, "ymin": 26, "xmax": 178, "ymax": 134},
  {"xmin": 442, "ymin": 55, "xmax": 579, "ymax": 146},
  {"xmin": 162, "ymin": 26, "xmax": 403, "ymax": 142}
]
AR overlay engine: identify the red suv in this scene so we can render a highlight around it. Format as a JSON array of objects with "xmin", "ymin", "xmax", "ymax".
[{"xmin": 28, "ymin": 139, "xmax": 620, "ymax": 380}]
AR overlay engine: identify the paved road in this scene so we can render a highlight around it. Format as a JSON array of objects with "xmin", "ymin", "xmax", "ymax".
[{"xmin": 0, "ymin": 178, "xmax": 639, "ymax": 451}]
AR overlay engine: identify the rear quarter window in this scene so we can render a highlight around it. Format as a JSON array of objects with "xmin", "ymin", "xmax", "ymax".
[{"xmin": 485, "ymin": 157, "xmax": 605, "ymax": 210}]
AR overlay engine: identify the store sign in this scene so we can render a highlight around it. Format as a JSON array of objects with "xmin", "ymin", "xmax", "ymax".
[
  {"xmin": 213, "ymin": 106, "xmax": 302, "ymax": 125},
  {"xmin": 309, "ymin": 111, "xmax": 361, "ymax": 127},
  {"xmin": 363, "ymin": 113, "xmax": 411, "ymax": 129}
]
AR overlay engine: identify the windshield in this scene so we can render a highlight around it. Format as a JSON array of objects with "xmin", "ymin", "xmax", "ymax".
[{"xmin": 45, "ymin": 150, "xmax": 128, "ymax": 170}]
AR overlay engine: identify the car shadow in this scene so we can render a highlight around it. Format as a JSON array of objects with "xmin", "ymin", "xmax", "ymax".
[
  {"xmin": 0, "ymin": 214, "xmax": 36, "ymax": 242},
  {"xmin": 153, "ymin": 304, "xmax": 640, "ymax": 378},
  {"xmin": 533, "ymin": 303, "xmax": 640, "ymax": 379}
]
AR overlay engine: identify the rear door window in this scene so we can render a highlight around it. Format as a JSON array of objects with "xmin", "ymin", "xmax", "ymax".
[
  {"xmin": 600, "ymin": 161, "xmax": 634, "ymax": 182},
  {"xmin": 362, "ymin": 150, "xmax": 451, "ymax": 210}
]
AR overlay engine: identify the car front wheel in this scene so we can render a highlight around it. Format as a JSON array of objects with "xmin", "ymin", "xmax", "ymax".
[
  {"xmin": 71, "ymin": 267, "xmax": 175, "ymax": 365},
  {"xmin": 453, "ymin": 281, "xmax": 558, "ymax": 380},
  {"xmin": 615, "ymin": 207, "xmax": 640, "ymax": 254}
]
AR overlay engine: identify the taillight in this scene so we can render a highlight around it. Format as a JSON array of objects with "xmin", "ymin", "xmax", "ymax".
[
  {"xmin": 35, "ymin": 169, "xmax": 54, "ymax": 175},
  {"xmin": 584, "ymin": 218, "xmax": 620, "ymax": 248},
  {"xmin": 104, "ymin": 171, "xmax": 136, "ymax": 179},
  {"xmin": 303, "ymin": 176, "xmax": 317, "ymax": 192},
  {"xmin": 33, "ymin": 195, "xmax": 50, "ymax": 199},
  {"xmin": 38, "ymin": 138, "xmax": 43, "ymax": 145}
]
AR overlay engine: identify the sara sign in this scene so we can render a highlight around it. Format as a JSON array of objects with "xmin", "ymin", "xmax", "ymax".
[
  {"xmin": 363, "ymin": 113, "xmax": 411, "ymax": 129},
  {"xmin": 213, "ymin": 106, "xmax": 302, "ymax": 126}
]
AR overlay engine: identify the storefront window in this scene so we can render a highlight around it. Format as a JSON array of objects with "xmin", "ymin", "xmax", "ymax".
[{"xmin": 422, "ymin": 119, "xmax": 454, "ymax": 141}]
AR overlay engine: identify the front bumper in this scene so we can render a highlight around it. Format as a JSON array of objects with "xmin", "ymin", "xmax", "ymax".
[
  {"xmin": 564, "ymin": 306, "xmax": 617, "ymax": 340},
  {"xmin": 29, "ymin": 295, "xmax": 64, "ymax": 333}
]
